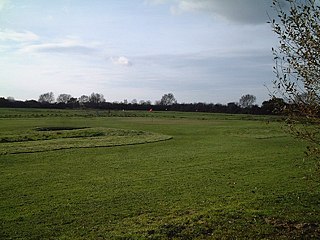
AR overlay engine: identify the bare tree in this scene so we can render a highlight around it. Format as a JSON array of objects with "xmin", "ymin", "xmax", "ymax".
[
  {"xmin": 160, "ymin": 93, "xmax": 177, "ymax": 106},
  {"xmin": 6, "ymin": 96, "xmax": 15, "ymax": 102},
  {"xmin": 78, "ymin": 95, "xmax": 89, "ymax": 104},
  {"xmin": 38, "ymin": 92, "xmax": 55, "ymax": 103},
  {"xmin": 89, "ymin": 93, "xmax": 105, "ymax": 104},
  {"xmin": 131, "ymin": 99, "xmax": 138, "ymax": 104},
  {"xmin": 139, "ymin": 100, "xmax": 146, "ymax": 105},
  {"xmin": 271, "ymin": 0, "xmax": 320, "ymax": 158},
  {"xmin": 239, "ymin": 94, "xmax": 256, "ymax": 108},
  {"xmin": 56, "ymin": 94, "xmax": 72, "ymax": 104}
]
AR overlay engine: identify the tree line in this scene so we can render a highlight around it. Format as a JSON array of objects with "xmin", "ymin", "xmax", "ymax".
[{"xmin": 0, "ymin": 91, "xmax": 284, "ymax": 115}]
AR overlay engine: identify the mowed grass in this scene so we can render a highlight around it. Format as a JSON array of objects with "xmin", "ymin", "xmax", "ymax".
[
  {"xmin": 0, "ymin": 126, "xmax": 171, "ymax": 155},
  {"xmin": 0, "ymin": 108, "xmax": 319, "ymax": 239}
]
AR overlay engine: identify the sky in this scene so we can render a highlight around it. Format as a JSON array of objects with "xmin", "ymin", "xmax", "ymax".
[{"xmin": 0, "ymin": 0, "xmax": 284, "ymax": 104}]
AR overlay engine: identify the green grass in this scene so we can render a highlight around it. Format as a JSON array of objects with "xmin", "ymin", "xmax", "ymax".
[
  {"xmin": 0, "ymin": 126, "xmax": 171, "ymax": 155},
  {"xmin": 0, "ymin": 108, "xmax": 319, "ymax": 239}
]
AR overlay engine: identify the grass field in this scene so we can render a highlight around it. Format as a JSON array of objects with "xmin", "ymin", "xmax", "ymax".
[{"xmin": 0, "ymin": 108, "xmax": 319, "ymax": 239}]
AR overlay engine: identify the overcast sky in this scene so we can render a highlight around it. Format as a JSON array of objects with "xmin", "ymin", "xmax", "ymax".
[{"xmin": 0, "ymin": 0, "xmax": 283, "ymax": 104}]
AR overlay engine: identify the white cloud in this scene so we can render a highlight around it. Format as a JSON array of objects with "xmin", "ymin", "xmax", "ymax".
[
  {"xmin": 111, "ymin": 56, "xmax": 132, "ymax": 66},
  {"xmin": 21, "ymin": 37, "xmax": 99, "ymax": 55},
  {"xmin": 0, "ymin": 29, "xmax": 39, "ymax": 42}
]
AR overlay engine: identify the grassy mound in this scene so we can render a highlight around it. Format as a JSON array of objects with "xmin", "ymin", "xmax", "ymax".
[
  {"xmin": 34, "ymin": 126, "xmax": 88, "ymax": 131},
  {"xmin": 0, "ymin": 127, "xmax": 172, "ymax": 154}
]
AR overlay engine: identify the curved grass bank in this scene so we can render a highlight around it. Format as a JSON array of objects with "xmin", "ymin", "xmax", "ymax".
[{"xmin": 0, "ymin": 127, "xmax": 172, "ymax": 154}]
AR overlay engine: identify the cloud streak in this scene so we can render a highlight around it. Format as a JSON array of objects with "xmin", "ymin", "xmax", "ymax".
[
  {"xmin": 0, "ymin": 29, "xmax": 39, "ymax": 42},
  {"xmin": 21, "ymin": 38, "xmax": 99, "ymax": 55}
]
